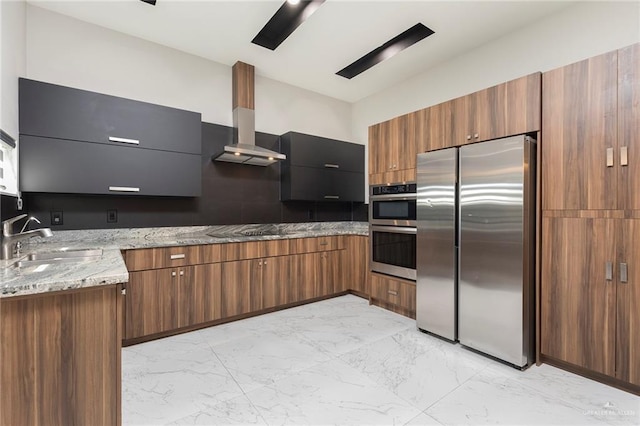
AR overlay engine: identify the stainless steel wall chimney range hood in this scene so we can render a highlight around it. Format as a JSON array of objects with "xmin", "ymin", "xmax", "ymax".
[{"xmin": 213, "ymin": 61, "xmax": 286, "ymax": 166}]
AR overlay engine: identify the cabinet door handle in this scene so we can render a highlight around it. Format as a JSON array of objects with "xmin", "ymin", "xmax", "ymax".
[
  {"xmin": 620, "ymin": 263, "xmax": 628, "ymax": 283},
  {"xmin": 170, "ymin": 254, "xmax": 185, "ymax": 260},
  {"xmin": 324, "ymin": 164, "xmax": 339, "ymax": 169},
  {"xmin": 109, "ymin": 186, "xmax": 140, "ymax": 192},
  {"xmin": 324, "ymin": 195, "xmax": 339, "ymax": 200},
  {"xmin": 109, "ymin": 136, "xmax": 140, "ymax": 145},
  {"xmin": 466, "ymin": 135, "xmax": 471, "ymax": 140},
  {"xmin": 605, "ymin": 261, "xmax": 613, "ymax": 281},
  {"xmin": 606, "ymin": 148, "xmax": 614, "ymax": 167},
  {"xmin": 474, "ymin": 133, "xmax": 479, "ymax": 139},
  {"xmin": 388, "ymin": 290, "xmax": 398, "ymax": 296},
  {"xmin": 179, "ymin": 270, "xmax": 184, "ymax": 276},
  {"xmin": 620, "ymin": 146, "xmax": 628, "ymax": 167},
  {"xmin": 171, "ymin": 271, "xmax": 177, "ymax": 277}
]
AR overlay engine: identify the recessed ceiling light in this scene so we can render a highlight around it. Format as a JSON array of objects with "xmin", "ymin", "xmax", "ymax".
[
  {"xmin": 336, "ymin": 23, "xmax": 435, "ymax": 79},
  {"xmin": 252, "ymin": 0, "xmax": 325, "ymax": 51}
]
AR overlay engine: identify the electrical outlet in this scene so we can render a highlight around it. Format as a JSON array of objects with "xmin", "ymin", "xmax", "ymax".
[
  {"xmin": 107, "ymin": 209, "xmax": 118, "ymax": 223},
  {"xmin": 51, "ymin": 211, "xmax": 63, "ymax": 226}
]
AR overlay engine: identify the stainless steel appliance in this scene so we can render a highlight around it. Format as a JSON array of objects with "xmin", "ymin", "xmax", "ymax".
[
  {"xmin": 370, "ymin": 183, "xmax": 417, "ymax": 281},
  {"xmin": 417, "ymin": 135, "xmax": 535, "ymax": 367}
]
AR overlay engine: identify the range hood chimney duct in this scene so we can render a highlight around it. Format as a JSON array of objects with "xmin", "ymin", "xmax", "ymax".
[{"xmin": 213, "ymin": 61, "xmax": 286, "ymax": 166}]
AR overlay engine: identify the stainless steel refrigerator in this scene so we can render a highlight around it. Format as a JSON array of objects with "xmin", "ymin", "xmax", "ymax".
[{"xmin": 416, "ymin": 135, "xmax": 536, "ymax": 367}]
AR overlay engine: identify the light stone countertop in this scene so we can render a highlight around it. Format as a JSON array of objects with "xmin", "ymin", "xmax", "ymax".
[{"xmin": 1, "ymin": 222, "xmax": 368, "ymax": 298}]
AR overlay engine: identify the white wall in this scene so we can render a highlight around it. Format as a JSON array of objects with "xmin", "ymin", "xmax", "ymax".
[
  {"xmin": 24, "ymin": 4, "xmax": 354, "ymax": 143},
  {"xmin": 353, "ymin": 1, "xmax": 640, "ymax": 148},
  {"xmin": 0, "ymin": 0, "xmax": 26, "ymax": 196}
]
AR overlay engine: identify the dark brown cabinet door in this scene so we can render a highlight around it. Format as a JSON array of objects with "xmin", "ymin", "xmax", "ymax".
[
  {"xmin": 368, "ymin": 123, "xmax": 385, "ymax": 176},
  {"xmin": 542, "ymin": 51, "xmax": 619, "ymax": 211},
  {"xmin": 180, "ymin": 263, "xmax": 222, "ymax": 327},
  {"xmin": 220, "ymin": 260, "xmax": 252, "ymax": 318},
  {"xmin": 289, "ymin": 253, "xmax": 317, "ymax": 302},
  {"xmin": 261, "ymin": 256, "xmax": 290, "ymax": 309},
  {"xmin": 541, "ymin": 217, "xmax": 617, "ymax": 376},
  {"xmin": 618, "ymin": 43, "xmax": 640, "ymax": 212},
  {"xmin": 616, "ymin": 218, "xmax": 640, "ymax": 386},
  {"xmin": 125, "ymin": 269, "xmax": 178, "ymax": 339},
  {"xmin": 420, "ymin": 101, "xmax": 454, "ymax": 152}
]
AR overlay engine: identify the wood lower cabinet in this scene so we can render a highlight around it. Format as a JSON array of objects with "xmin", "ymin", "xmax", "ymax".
[
  {"xmin": 258, "ymin": 256, "xmax": 291, "ymax": 310},
  {"xmin": 220, "ymin": 259, "xmax": 253, "ymax": 318},
  {"xmin": 126, "ymin": 264, "xmax": 222, "ymax": 339},
  {"xmin": 542, "ymin": 216, "xmax": 640, "ymax": 388},
  {"xmin": 344, "ymin": 236, "xmax": 369, "ymax": 295},
  {"xmin": 0, "ymin": 285, "xmax": 122, "ymax": 426},
  {"xmin": 541, "ymin": 217, "xmax": 616, "ymax": 376},
  {"xmin": 615, "ymin": 218, "xmax": 640, "ymax": 386},
  {"xmin": 123, "ymin": 237, "xmax": 363, "ymax": 342},
  {"xmin": 369, "ymin": 273, "xmax": 416, "ymax": 318}
]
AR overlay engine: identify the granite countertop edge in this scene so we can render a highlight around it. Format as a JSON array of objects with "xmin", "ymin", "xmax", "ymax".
[{"xmin": 1, "ymin": 222, "xmax": 369, "ymax": 299}]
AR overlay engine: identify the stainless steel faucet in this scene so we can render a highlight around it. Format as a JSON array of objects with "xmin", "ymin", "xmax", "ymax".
[{"xmin": 1, "ymin": 214, "xmax": 53, "ymax": 260}]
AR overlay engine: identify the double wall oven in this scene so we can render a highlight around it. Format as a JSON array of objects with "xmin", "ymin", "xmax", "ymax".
[{"xmin": 369, "ymin": 182, "xmax": 416, "ymax": 281}]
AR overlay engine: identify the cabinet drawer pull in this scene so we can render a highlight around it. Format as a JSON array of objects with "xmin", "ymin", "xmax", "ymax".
[
  {"xmin": 606, "ymin": 148, "xmax": 614, "ymax": 167},
  {"xmin": 324, "ymin": 195, "xmax": 339, "ymax": 199},
  {"xmin": 109, "ymin": 136, "xmax": 140, "ymax": 145},
  {"xmin": 170, "ymin": 254, "xmax": 185, "ymax": 260},
  {"xmin": 324, "ymin": 163, "xmax": 340, "ymax": 169},
  {"xmin": 605, "ymin": 261, "xmax": 613, "ymax": 281},
  {"xmin": 109, "ymin": 186, "xmax": 140, "ymax": 192},
  {"xmin": 388, "ymin": 290, "xmax": 398, "ymax": 296},
  {"xmin": 620, "ymin": 263, "xmax": 628, "ymax": 283},
  {"xmin": 620, "ymin": 146, "xmax": 628, "ymax": 167},
  {"xmin": 319, "ymin": 242, "xmax": 328, "ymax": 246}
]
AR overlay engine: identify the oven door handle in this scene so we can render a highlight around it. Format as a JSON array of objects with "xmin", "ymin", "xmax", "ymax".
[
  {"xmin": 370, "ymin": 194, "xmax": 416, "ymax": 201},
  {"xmin": 370, "ymin": 225, "xmax": 417, "ymax": 235}
]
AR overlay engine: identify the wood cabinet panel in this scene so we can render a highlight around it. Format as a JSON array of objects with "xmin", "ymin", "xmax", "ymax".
[
  {"xmin": 220, "ymin": 260, "xmax": 252, "ymax": 317},
  {"xmin": 289, "ymin": 236, "xmax": 344, "ymax": 254},
  {"xmin": 370, "ymin": 273, "xmax": 416, "ymax": 313},
  {"xmin": 180, "ymin": 263, "xmax": 222, "ymax": 327},
  {"xmin": 220, "ymin": 241, "xmax": 264, "ymax": 262},
  {"xmin": 542, "ymin": 51, "xmax": 618, "ymax": 211},
  {"xmin": 261, "ymin": 256, "xmax": 291, "ymax": 309},
  {"xmin": 616, "ymin": 219, "xmax": 640, "ymax": 385},
  {"xmin": 369, "ymin": 168, "xmax": 416, "ymax": 186},
  {"xmin": 504, "ymin": 73, "xmax": 542, "ymax": 137},
  {"xmin": 232, "ymin": 61, "xmax": 254, "ymax": 110},
  {"xmin": 541, "ymin": 217, "xmax": 616, "ymax": 376},
  {"xmin": 1, "ymin": 286, "xmax": 121, "ymax": 426},
  {"xmin": 344, "ymin": 236, "xmax": 369, "ymax": 294},
  {"xmin": 368, "ymin": 123, "xmax": 385, "ymax": 176},
  {"xmin": 316, "ymin": 251, "xmax": 339, "ymax": 297},
  {"xmin": 289, "ymin": 253, "xmax": 317, "ymax": 302},
  {"xmin": 124, "ymin": 245, "xmax": 204, "ymax": 271},
  {"xmin": 420, "ymin": 101, "xmax": 453, "ymax": 152},
  {"xmin": 618, "ymin": 43, "xmax": 640, "ymax": 212},
  {"xmin": 125, "ymin": 269, "xmax": 177, "ymax": 339}
]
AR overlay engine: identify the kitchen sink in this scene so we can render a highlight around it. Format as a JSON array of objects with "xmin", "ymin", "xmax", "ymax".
[
  {"xmin": 25, "ymin": 248, "xmax": 103, "ymax": 261},
  {"xmin": 12, "ymin": 249, "xmax": 103, "ymax": 268}
]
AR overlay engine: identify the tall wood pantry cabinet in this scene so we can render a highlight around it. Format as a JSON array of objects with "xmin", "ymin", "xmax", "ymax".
[{"xmin": 541, "ymin": 43, "xmax": 640, "ymax": 392}]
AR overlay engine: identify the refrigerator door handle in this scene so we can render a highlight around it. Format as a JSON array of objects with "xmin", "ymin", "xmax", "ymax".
[{"xmin": 605, "ymin": 261, "xmax": 614, "ymax": 281}]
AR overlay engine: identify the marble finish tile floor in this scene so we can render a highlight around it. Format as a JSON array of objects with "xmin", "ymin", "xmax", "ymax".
[{"xmin": 123, "ymin": 295, "xmax": 640, "ymax": 426}]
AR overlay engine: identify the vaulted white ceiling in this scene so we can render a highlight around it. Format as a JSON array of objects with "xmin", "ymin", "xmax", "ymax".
[{"xmin": 28, "ymin": 0, "xmax": 574, "ymax": 102}]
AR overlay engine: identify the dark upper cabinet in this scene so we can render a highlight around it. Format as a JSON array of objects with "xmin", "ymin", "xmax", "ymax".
[
  {"xmin": 20, "ymin": 136, "xmax": 201, "ymax": 197},
  {"xmin": 19, "ymin": 78, "xmax": 202, "ymax": 155},
  {"xmin": 280, "ymin": 132, "xmax": 364, "ymax": 202},
  {"xmin": 280, "ymin": 132, "xmax": 364, "ymax": 173},
  {"xmin": 282, "ymin": 166, "xmax": 364, "ymax": 202}
]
